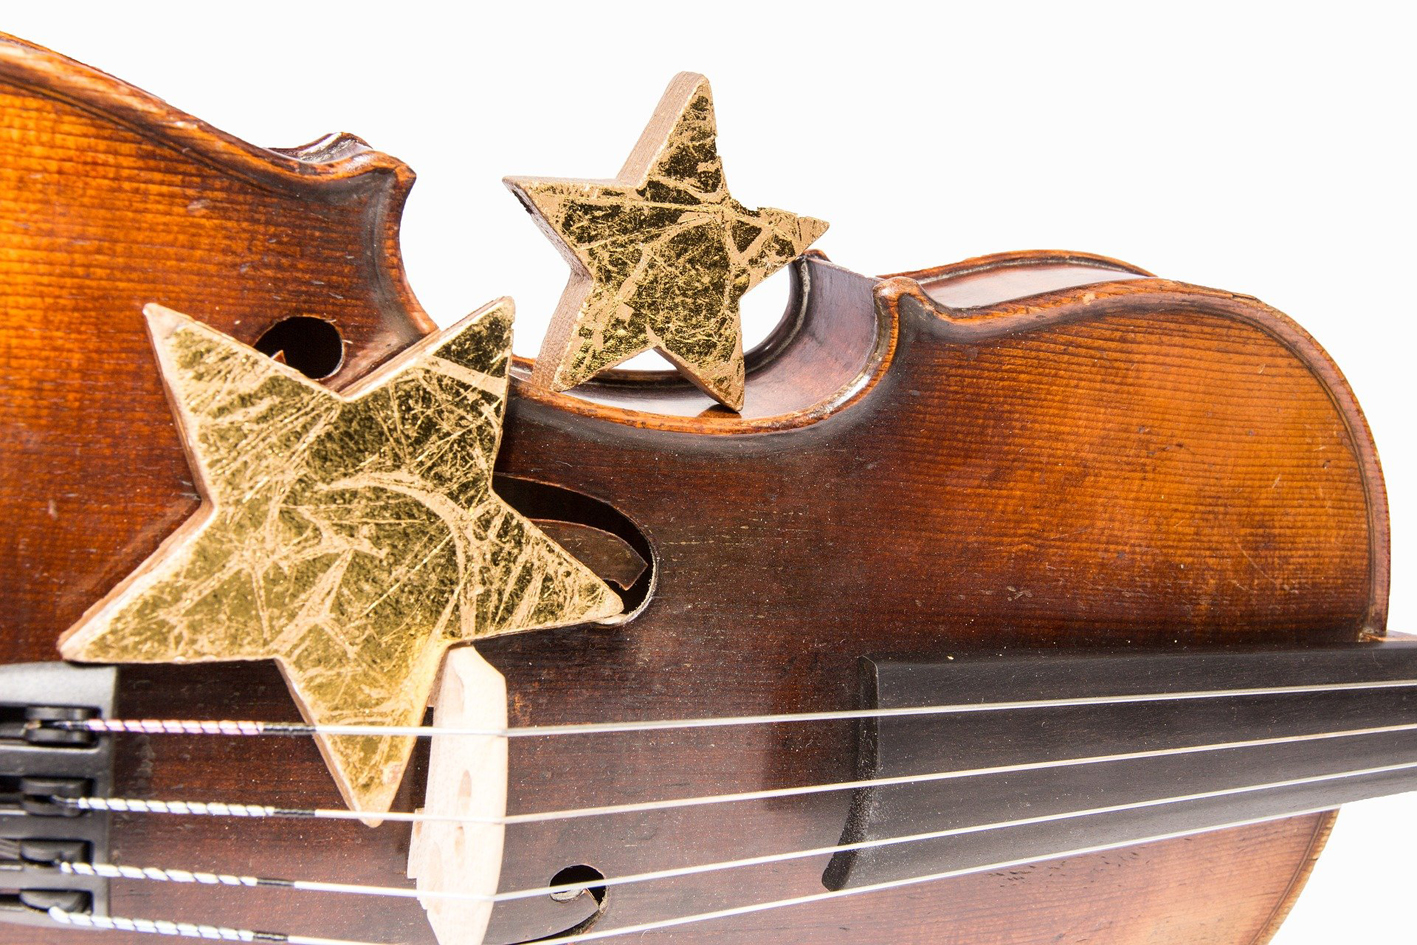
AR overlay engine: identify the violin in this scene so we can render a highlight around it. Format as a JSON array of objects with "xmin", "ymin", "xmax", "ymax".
[{"xmin": 0, "ymin": 29, "xmax": 1409, "ymax": 945}]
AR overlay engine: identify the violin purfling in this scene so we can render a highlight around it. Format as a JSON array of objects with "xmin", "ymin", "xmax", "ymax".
[{"xmin": 0, "ymin": 30, "xmax": 1399, "ymax": 945}]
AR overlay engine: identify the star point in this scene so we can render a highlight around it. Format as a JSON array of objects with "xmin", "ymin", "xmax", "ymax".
[
  {"xmin": 506, "ymin": 72, "xmax": 827, "ymax": 411},
  {"xmin": 60, "ymin": 298, "xmax": 621, "ymax": 815}
]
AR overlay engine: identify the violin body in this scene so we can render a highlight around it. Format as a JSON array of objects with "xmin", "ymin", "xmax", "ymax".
[{"xmin": 0, "ymin": 34, "xmax": 1388, "ymax": 945}]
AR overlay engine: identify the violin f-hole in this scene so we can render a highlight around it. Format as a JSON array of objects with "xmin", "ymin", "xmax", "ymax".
[
  {"xmin": 492, "ymin": 474, "xmax": 655, "ymax": 616},
  {"xmin": 507, "ymin": 865, "xmax": 610, "ymax": 944}
]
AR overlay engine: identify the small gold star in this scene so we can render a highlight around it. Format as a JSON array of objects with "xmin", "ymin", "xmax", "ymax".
[
  {"xmin": 505, "ymin": 72, "xmax": 828, "ymax": 411},
  {"xmin": 60, "ymin": 300, "xmax": 621, "ymax": 815}
]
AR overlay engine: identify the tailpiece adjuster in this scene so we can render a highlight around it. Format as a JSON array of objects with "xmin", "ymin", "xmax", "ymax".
[{"xmin": 0, "ymin": 662, "xmax": 117, "ymax": 928}]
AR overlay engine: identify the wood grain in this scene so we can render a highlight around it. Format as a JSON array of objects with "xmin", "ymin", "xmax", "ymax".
[
  {"xmin": 0, "ymin": 31, "xmax": 1389, "ymax": 945},
  {"xmin": 0, "ymin": 33, "xmax": 432, "ymax": 665}
]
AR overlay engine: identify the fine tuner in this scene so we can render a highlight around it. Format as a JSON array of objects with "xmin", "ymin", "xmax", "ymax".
[{"xmin": 0, "ymin": 30, "xmax": 1402, "ymax": 945}]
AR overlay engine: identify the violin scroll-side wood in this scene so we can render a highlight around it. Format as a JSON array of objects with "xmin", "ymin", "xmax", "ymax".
[{"xmin": 0, "ymin": 31, "xmax": 1395, "ymax": 945}]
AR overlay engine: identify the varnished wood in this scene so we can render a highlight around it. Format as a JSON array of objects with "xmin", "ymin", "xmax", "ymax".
[
  {"xmin": 0, "ymin": 32, "xmax": 1390, "ymax": 945},
  {"xmin": 0, "ymin": 33, "xmax": 433, "ymax": 664}
]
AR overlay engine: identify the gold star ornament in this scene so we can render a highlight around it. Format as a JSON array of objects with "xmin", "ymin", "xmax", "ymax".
[
  {"xmin": 505, "ymin": 72, "xmax": 828, "ymax": 411},
  {"xmin": 60, "ymin": 300, "xmax": 621, "ymax": 815}
]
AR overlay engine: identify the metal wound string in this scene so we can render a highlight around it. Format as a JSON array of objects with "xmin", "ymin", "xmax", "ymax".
[
  {"xmin": 36, "ymin": 677, "xmax": 1417, "ymax": 942},
  {"xmin": 50, "ymin": 756, "xmax": 1417, "ymax": 908},
  {"xmin": 37, "ymin": 803, "xmax": 1346, "ymax": 945},
  {"xmin": 516, "ymin": 801, "xmax": 1354, "ymax": 945},
  {"xmin": 43, "ymin": 675, "xmax": 1417, "ymax": 740},
  {"xmin": 43, "ymin": 907, "xmax": 387, "ymax": 945},
  {"xmin": 52, "ymin": 716, "xmax": 1417, "ymax": 826}
]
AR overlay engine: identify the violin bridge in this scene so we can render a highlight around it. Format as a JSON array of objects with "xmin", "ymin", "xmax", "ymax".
[{"xmin": 406, "ymin": 646, "xmax": 508, "ymax": 945}]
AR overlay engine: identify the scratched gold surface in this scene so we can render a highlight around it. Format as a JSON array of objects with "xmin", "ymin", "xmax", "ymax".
[
  {"xmin": 505, "ymin": 72, "xmax": 827, "ymax": 411},
  {"xmin": 60, "ymin": 299, "xmax": 621, "ymax": 815}
]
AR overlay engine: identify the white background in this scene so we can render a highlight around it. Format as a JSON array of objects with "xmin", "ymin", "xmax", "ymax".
[{"xmin": 6, "ymin": 4, "xmax": 1413, "ymax": 943}]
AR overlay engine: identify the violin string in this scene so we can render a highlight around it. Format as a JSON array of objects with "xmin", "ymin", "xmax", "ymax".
[
  {"xmin": 42, "ymin": 906, "xmax": 385, "ymax": 945},
  {"xmin": 49, "ymin": 756, "xmax": 1417, "ymax": 908},
  {"xmin": 36, "ymin": 679, "xmax": 1417, "ymax": 943},
  {"xmin": 43, "ymin": 676, "xmax": 1417, "ymax": 740},
  {"xmin": 517, "ymin": 801, "xmax": 1350, "ymax": 945},
  {"xmin": 32, "ymin": 802, "xmax": 1345, "ymax": 945},
  {"xmin": 53, "ymin": 717, "xmax": 1417, "ymax": 826}
]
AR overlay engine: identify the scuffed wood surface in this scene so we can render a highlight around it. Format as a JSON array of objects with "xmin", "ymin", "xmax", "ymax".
[
  {"xmin": 0, "ymin": 33, "xmax": 433, "ymax": 665},
  {"xmin": 0, "ymin": 32, "xmax": 1387, "ymax": 945}
]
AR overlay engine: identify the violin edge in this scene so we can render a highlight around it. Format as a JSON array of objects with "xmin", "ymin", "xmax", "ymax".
[{"xmin": 0, "ymin": 30, "xmax": 437, "ymax": 351}]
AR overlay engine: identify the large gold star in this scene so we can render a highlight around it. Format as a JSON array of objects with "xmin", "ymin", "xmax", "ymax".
[
  {"xmin": 59, "ymin": 300, "xmax": 621, "ymax": 815},
  {"xmin": 505, "ymin": 72, "xmax": 828, "ymax": 411}
]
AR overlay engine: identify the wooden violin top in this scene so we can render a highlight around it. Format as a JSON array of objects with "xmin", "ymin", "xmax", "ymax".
[{"xmin": 0, "ymin": 29, "xmax": 1396, "ymax": 945}]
